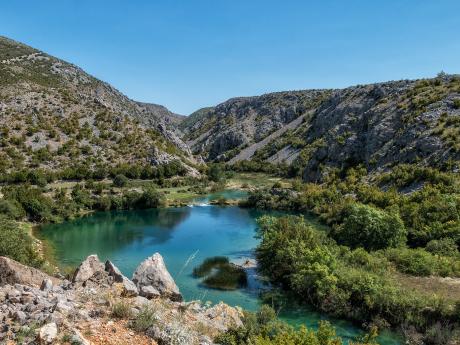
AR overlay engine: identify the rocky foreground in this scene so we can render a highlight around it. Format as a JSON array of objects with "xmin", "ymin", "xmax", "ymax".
[{"xmin": 0, "ymin": 254, "xmax": 243, "ymax": 344}]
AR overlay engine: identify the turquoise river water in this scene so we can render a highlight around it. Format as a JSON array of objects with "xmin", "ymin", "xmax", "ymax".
[{"xmin": 38, "ymin": 191, "xmax": 403, "ymax": 344}]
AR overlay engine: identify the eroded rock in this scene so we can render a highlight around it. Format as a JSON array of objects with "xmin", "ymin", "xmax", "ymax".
[
  {"xmin": 132, "ymin": 253, "xmax": 182, "ymax": 301},
  {"xmin": 105, "ymin": 260, "xmax": 138, "ymax": 297},
  {"xmin": 72, "ymin": 254, "xmax": 105, "ymax": 284}
]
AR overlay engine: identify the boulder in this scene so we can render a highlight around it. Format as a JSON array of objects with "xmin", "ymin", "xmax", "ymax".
[
  {"xmin": 0, "ymin": 256, "xmax": 61, "ymax": 287},
  {"xmin": 132, "ymin": 253, "xmax": 182, "ymax": 301},
  {"xmin": 105, "ymin": 260, "xmax": 138, "ymax": 297},
  {"xmin": 38, "ymin": 322, "xmax": 58, "ymax": 344},
  {"xmin": 40, "ymin": 278, "xmax": 53, "ymax": 292},
  {"xmin": 72, "ymin": 255, "xmax": 105, "ymax": 284}
]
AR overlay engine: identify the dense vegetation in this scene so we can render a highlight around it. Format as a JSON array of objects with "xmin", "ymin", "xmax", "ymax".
[
  {"xmin": 242, "ymin": 164, "xmax": 460, "ymax": 343},
  {"xmin": 216, "ymin": 305, "xmax": 380, "ymax": 345}
]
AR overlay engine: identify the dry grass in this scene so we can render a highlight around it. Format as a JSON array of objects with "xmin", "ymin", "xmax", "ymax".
[{"xmin": 395, "ymin": 272, "xmax": 460, "ymax": 301}]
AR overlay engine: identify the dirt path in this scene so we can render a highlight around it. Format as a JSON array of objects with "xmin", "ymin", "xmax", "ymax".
[{"xmin": 228, "ymin": 111, "xmax": 312, "ymax": 164}]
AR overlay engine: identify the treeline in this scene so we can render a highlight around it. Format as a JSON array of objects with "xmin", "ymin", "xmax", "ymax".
[{"xmin": 0, "ymin": 160, "xmax": 189, "ymax": 186}]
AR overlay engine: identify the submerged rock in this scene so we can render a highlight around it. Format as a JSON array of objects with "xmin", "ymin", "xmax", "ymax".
[{"xmin": 132, "ymin": 253, "xmax": 182, "ymax": 301}]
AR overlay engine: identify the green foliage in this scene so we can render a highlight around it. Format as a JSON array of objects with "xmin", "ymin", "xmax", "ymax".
[
  {"xmin": 383, "ymin": 247, "xmax": 460, "ymax": 277},
  {"xmin": 333, "ymin": 203, "xmax": 407, "ymax": 251},
  {"xmin": 0, "ymin": 199, "xmax": 25, "ymax": 220},
  {"xmin": 216, "ymin": 305, "xmax": 377, "ymax": 345},
  {"xmin": 426, "ymin": 238, "xmax": 459, "ymax": 257},
  {"xmin": 131, "ymin": 305, "xmax": 157, "ymax": 332},
  {"xmin": 0, "ymin": 216, "xmax": 42, "ymax": 267},
  {"xmin": 208, "ymin": 163, "xmax": 226, "ymax": 182},
  {"xmin": 111, "ymin": 300, "xmax": 132, "ymax": 319},
  {"xmin": 113, "ymin": 174, "xmax": 128, "ymax": 188},
  {"xmin": 255, "ymin": 215, "xmax": 459, "ymax": 338}
]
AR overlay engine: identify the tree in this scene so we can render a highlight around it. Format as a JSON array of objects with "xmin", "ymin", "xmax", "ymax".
[
  {"xmin": 208, "ymin": 163, "xmax": 225, "ymax": 183},
  {"xmin": 113, "ymin": 174, "xmax": 128, "ymax": 188},
  {"xmin": 334, "ymin": 203, "xmax": 407, "ymax": 251}
]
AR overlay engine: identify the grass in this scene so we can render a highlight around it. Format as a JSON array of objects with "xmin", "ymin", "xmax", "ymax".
[
  {"xmin": 131, "ymin": 305, "xmax": 157, "ymax": 332},
  {"xmin": 227, "ymin": 172, "xmax": 292, "ymax": 189},
  {"xmin": 193, "ymin": 256, "xmax": 247, "ymax": 290},
  {"xmin": 111, "ymin": 300, "xmax": 133, "ymax": 319}
]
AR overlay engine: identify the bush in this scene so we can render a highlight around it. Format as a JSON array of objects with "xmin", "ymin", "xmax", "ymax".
[
  {"xmin": 333, "ymin": 203, "xmax": 407, "ymax": 251},
  {"xmin": 384, "ymin": 247, "xmax": 460, "ymax": 277},
  {"xmin": 0, "ymin": 199, "xmax": 25, "ymax": 220},
  {"xmin": 111, "ymin": 300, "xmax": 132, "ymax": 319},
  {"xmin": 0, "ymin": 216, "xmax": 42, "ymax": 267},
  {"xmin": 113, "ymin": 174, "xmax": 128, "ymax": 188},
  {"xmin": 131, "ymin": 305, "xmax": 157, "ymax": 332},
  {"xmin": 426, "ymin": 238, "xmax": 458, "ymax": 257}
]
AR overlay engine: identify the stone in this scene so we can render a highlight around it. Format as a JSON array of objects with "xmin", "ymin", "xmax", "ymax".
[
  {"xmin": 13, "ymin": 310, "xmax": 27, "ymax": 324},
  {"xmin": 133, "ymin": 296, "xmax": 150, "ymax": 308},
  {"xmin": 105, "ymin": 260, "xmax": 138, "ymax": 297},
  {"xmin": 40, "ymin": 279, "xmax": 53, "ymax": 292},
  {"xmin": 39, "ymin": 322, "xmax": 58, "ymax": 344},
  {"xmin": 140, "ymin": 285, "xmax": 160, "ymax": 299},
  {"xmin": 0, "ymin": 256, "xmax": 61, "ymax": 287},
  {"xmin": 72, "ymin": 254, "xmax": 105, "ymax": 284},
  {"xmin": 132, "ymin": 253, "xmax": 182, "ymax": 301}
]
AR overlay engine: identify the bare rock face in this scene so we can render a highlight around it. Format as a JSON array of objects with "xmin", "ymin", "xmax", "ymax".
[
  {"xmin": 105, "ymin": 260, "xmax": 138, "ymax": 297},
  {"xmin": 132, "ymin": 253, "xmax": 182, "ymax": 301},
  {"xmin": 72, "ymin": 254, "xmax": 105, "ymax": 284},
  {"xmin": 0, "ymin": 256, "xmax": 61, "ymax": 287}
]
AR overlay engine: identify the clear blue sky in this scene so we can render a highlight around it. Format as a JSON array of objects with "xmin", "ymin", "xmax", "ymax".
[{"xmin": 1, "ymin": 1, "xmax": 459, "ymax": 114}]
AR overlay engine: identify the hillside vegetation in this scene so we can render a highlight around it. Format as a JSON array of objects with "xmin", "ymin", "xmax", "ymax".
[{"xmin": 0, "ymin": 36, "xmax": 196, "ymax": 182}]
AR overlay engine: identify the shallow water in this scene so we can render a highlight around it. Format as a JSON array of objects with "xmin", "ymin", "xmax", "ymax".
[{"xmin": 39, "ymin": 200, "xmax": 402, "ymax": 344}]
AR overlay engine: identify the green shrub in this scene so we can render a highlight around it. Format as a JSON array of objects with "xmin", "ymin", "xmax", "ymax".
[
  {"xmin": 384, "ymin": 247, "xmax": 460, "ymax": 277},
  {"xmin": 333, "ymin": 203, "xmax": 407, "ymax": 251},
  {"xmin": 0, "ymin": 216, "xmax": 42, "ymax": 267},
  {"xmin": 426, "ymin": 238, "xmax": 459, "ymax": 257},
  {"xmin": 113, "ymin": 174, "xmax": 128, "ymax": 188},
  {"xmin": 111, "ymin": 300, "xmax": 132, "ymax": 319},
  {"xmin": 0, "ymin": 199, "xmax": 25, "ymax": 220},
  {"xmin": 131, "ymin": 305, "xmax": 157, "ymax": 332}
]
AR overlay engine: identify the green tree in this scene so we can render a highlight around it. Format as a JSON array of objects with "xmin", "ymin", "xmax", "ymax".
[
  {"xmin": 334, "ymin": 203, "xmax": 407, "ymax": 251},
  {"xmin": 113, "ymin": 174, "xmax": 128, "ymax": 187}
]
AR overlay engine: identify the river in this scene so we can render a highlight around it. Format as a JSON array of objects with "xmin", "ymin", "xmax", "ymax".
[{"xmin": 38, "ymin": 191, "xmax": 402, "ymax": 344}]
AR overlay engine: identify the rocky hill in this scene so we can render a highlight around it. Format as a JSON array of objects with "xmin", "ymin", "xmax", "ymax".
[
  {"xmin": 181, "ymin": 75, "xmax": 460, "ymax": 181},
  {"xmin": 0, "ymin": 36, "xmax": 197, "ymax": 178}
]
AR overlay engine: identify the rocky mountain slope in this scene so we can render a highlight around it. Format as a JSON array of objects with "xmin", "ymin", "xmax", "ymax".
[
  {"xmin": 0, "ymin": 36, "xmax": 196, "ymax": 177},
  {"xmin": 0, "ymin": 254, "xmax": 242, "ymax": 344},
  {"xmin": 181, "ymin": 75, "xmax": 460, "ymax": 181}
]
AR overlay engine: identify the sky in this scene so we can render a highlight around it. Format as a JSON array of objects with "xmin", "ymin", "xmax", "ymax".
[{"xmin": 1, "ymin": 1, "xmax": 459, "ymax": 114}]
